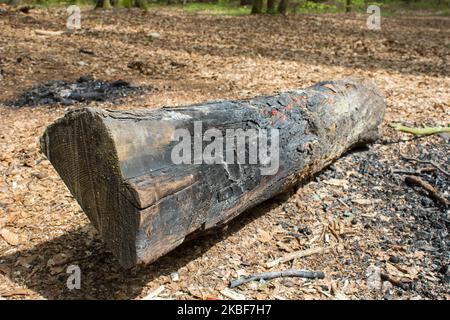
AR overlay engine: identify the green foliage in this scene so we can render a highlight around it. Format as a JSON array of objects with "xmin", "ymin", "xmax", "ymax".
[
  {"xmin": 121, "ymin": 0, "xmax": 133, "ymax": 8},
  {"xmin": 11, "ymin": 0, "xmax": 149, "ymax": 8},
  {"xmin": 383, "ymin": 0, "xmax": 450, "ymax": 16},
  {"xmin": 390, "ymin": 123, "xmax": 450, "ymax": 136},
  {"xmin": 12, "ymin": 0, "xmax": 96, "ymax": 8},
  {"xmin": 293, "ymin": 1, "xmax": 339, "ymax": 14},
  {"xmin": 3, "ymin": 0, "xmax": 449, "ymax": 16},
  {"xmin": 173, "ymin": 0, "xmax": 251, "ymax": 16}
]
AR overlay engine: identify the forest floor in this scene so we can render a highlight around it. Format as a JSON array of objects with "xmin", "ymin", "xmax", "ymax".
[{"xmin": 0, "ymin": 6, "xmax": 449, "ymax": 300}]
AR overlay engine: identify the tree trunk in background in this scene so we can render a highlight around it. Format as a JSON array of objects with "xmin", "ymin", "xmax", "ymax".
[
  {"xmin": 240, "ymin": 0, "xmax": 253, "ymax": 5},
  {"xmin": 267, "ymin": 0, "xmax": 276, "ymax": 13},
  {"xmin": 133, "ymin": 0, "xmax": 147, "ymax": 8},
  {"xmin": 41, "ymin": 80, "xmax": 386, "ymax": 268},
  {"xmin": 346, "ymin": 0, "xmax": 352, "ymax": 13},
  {"xmin": 251, "ymin": 0, "xmax": 263, "ymax": 14},
  {"xmin": 122, "ymin": 0, "xmax": 133, "ymax": 8},
  {"xmin": 277, "ymin": 0, "xmax": 288, "ymax": 15},
  {"xmin": 8, "ymin": 0, "xmax": 22, "ymax": 6},
  {"xmin": 95, "ymin": 0, "xmax": 112, "ymax": 9}
]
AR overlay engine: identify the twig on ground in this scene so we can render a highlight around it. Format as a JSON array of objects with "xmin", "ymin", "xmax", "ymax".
[
  {"xmin": 34, "ymin": 30, "xmax": 64, "ymax": 36},
  {"xmin": 141, "ymin": 285, "xmax": 165, "ymax": 300},
  {"xmin": 328, "ymin": 226, "xmax": 341, "ymax": 242},
  {"xmin": 380, "ymin": 273, "xmax": 411, "ymax": 291},
  {"xmin": 391, "ymin": 167, "xmax": 437, "ymax": 175},
  {"xmin": 0, "ymin": 288, "xmax": 30, "ymax": 298},
  {"xmin": 405, "ymin": 175, "xmax": 449, "ymax": 207},
  {"xmin": 338, "ymin": 198, "xmax": 351, "ymax": 209},
  {"xmin": 266, "ymin": 245, "xmax": 336, "ymax": 268},
  {"xmin": 392, "ymin": 169, "xmax": 421, "ymax": 175},
  {"xmin": 390, "ymin": 123, "xmax": 450, "ymax": 136},
  {"xmin": 418, "ymin": 167, "xmax": 438, "ymax": 174},
  {"xmin": 401, "ymin": 155, "xmax": 450, "ymax": 177},
  {"xmin": 79, "ymin": 48, "xmax": 95, "ymax": 55},
  {"xmin": 220, "ymin": 288, "xmax": 246, "ymax": 300},
  {"xmin": 230, "ymin": 269, "xmax": 325, "ymax": 288},
  {"xmin": 376, "ymin": 135, "xmax": 425, "ymax": 146}
]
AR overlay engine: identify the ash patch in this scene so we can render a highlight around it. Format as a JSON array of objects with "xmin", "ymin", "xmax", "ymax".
[
  {"xmin": 320, "ymin": 137, "xmax": 449, "ymax": 298},
  {"xmin": 9, "ymin": 75, "xmax": 147, "ymax": 107}
]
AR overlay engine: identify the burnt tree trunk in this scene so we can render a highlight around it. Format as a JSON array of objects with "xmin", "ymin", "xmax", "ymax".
[{"xmin": 41, "ymin": 79, "xmax": 386, "ymax": 268}]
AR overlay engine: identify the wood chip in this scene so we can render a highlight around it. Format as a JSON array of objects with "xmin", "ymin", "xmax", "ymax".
[
  {"xmin": 35, "ymin": 30, "xmax": 64, "ymax": 36},
  {"xmin": 0, "ymin": 228, "xmax": 20, "ymax": 246},
  {"xmin": 351, "ymin": 198, "xmax": 373, "ymax": 205},
  {"xmin": 0, "ymin": 288, "xmax": 30, "ymax": 297},
  {"xmin": 220, "ymin": 288, "xmax": 246, "ymax": 300},
  {"xmin": 266, "ymin": 245, "xmax": 336, "ymax": 268},
  {"xmin": 257, "ymin": 228, "xmax": 272, "ymax": 243},
  {"xmin": 323, "ymin": 178, "xmax": 349, "ymax": 189},
  {"xmin": 141, "ymin": 285, "xmax": 165, "ymax": 300}
]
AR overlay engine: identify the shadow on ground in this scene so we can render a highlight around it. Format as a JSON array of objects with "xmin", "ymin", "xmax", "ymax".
[{"xmin": 0, "ymin": 198, "xmax": 282, "ymax": 300}]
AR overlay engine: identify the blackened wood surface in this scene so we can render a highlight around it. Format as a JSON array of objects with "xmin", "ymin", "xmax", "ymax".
[{"xmin": 41, "ymin": 79, "xmax": 386, "ymax": 268}]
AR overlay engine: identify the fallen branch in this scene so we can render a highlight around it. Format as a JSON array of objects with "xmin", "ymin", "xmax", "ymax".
[
  {"xmin": 266, "ymin": 245, "xmax": 336, "ymax": 268},
  {"xmin": 405, "ymin": 175, "xmax": 449, "ymax": 207},
  {"xmin": 401, "ymin": 155, "xmax": 450, "ymax": 177},
  {"xmin": 390, "ymin": 123, "xmax": 450, "ymax": 136},
  {"xmin": 230, "ymin": 269, "xmax": 325, "ymax": 288},
  {"xmin": 391, "ymin": 167, "xmax": 436, "ymax": 176}
]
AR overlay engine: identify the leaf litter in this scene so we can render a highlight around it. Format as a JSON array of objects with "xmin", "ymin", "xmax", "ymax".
[{"xmin": 0, "ymin": 6, "xmax": 448, "ymax": 300}]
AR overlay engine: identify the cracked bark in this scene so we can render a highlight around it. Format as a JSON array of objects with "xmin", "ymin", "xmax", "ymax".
[{"xmin": 41, "ymin": 79, "xmax": 386, "ymax": 268}]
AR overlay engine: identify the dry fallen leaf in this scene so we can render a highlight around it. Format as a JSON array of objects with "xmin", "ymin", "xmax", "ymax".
[
  {"xmin": 323, "ymin": 178, "xmax": 349, "ymax": 189},
  {"xmin": 276, "ymin": 241, "xmax": 292, "ymax": 252},
  {"xmin": 0, "ymin": 6, "xmax": 448, "ymax": 301},
  {"xmin": 257, "ymin": 228, "xmax": 272, "ymax": 243},
  {"xmin": 0, "ymin": 228, "xmax": 20, "ymax": 246}
]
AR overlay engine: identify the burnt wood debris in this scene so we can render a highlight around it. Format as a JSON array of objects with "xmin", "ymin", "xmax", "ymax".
[{"xmin": 40, "ymin": 79, "xmax": 386, "ymax": 268}]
